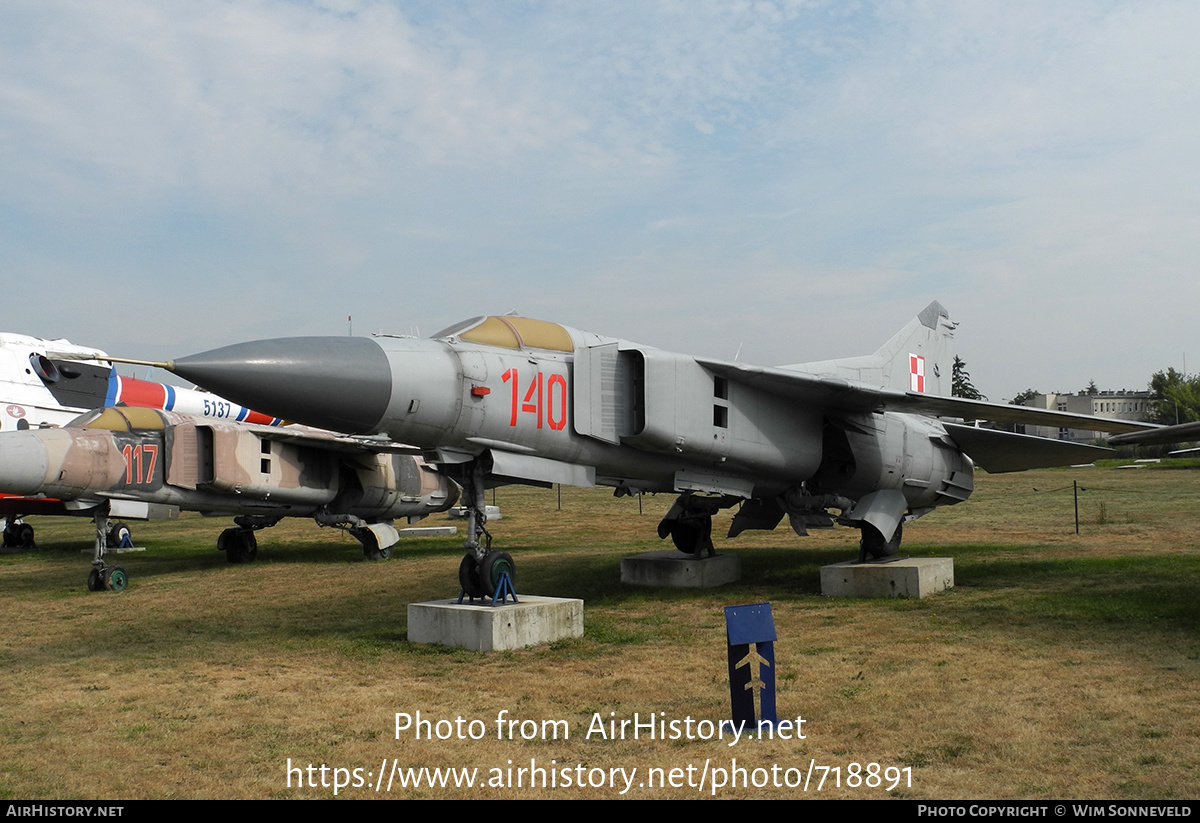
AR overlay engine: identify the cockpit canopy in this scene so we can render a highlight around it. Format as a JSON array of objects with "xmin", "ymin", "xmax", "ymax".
[
  {"xmin": 67, "ymin": 406, "xmax": 168, "ymax": 432},
  {"xmin": 433, "ymin": 316, "xmax": 573, "ymax": 353}
]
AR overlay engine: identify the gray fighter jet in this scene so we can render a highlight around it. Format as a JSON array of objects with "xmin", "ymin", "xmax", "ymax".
[
  {"xmin": 122, "ymin": 303, "xmax": 1157, "ymax": 596},
  {"xmin": 0, "ymin": 405, "xmax": 458, "ymax": 590}
]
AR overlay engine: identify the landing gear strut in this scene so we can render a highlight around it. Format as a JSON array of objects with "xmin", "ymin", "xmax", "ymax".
[
  {"xmin": 87, "ymin": 511, "xmax": 127, "ymax": 592},
  {"xmin": 456, "ymin": 461, "xmax": 515, "ymax": 600}
]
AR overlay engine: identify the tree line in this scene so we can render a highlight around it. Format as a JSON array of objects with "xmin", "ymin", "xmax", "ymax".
[{"xmin": 953, "ymin": 359, "xmax": 1199, "ymax": 425}]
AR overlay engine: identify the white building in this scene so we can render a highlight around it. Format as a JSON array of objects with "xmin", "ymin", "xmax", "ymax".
[{"xmin": 1020, "ymin": 390, "xmax": 1152, "ymax": 443}]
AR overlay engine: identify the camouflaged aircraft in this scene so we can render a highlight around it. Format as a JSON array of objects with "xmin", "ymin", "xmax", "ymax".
[
  {"xmin": 118, "ymin": 302, "xmax": 1159, "ymax": 597},
  {"xmin": 0, "ymin": 405, "xmax": 458, "ymax": 591}
]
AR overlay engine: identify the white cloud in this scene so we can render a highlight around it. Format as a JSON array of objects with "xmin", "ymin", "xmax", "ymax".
[{"xmin": 1, "ymin": 1, "xmax": 1199, "ymax": 398}]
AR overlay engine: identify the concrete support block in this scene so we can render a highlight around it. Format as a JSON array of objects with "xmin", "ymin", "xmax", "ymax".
[
  {"xmin": 620, "ymin": 550, "xmax": 741, "ymax": 588},
  {"xmin": 407, "ymin": 596, "xmax": 583, "ymax": 652},
  {"xmin": 398, "ymin": 525, "xmax": 458, "ymax": 537},
  {"xmin": 820, "ymin": 557, "xmax": 954, "ymax": 599}
]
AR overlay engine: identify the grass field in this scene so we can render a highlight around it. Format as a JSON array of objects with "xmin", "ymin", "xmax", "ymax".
[{"xmin": 1, "ymin": 463, "xmax": 1198, "ymax": 799}]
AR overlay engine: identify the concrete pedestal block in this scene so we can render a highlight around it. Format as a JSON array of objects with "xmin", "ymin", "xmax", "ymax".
[
  {"xmin": 407, "ymin": 596, "xmax": 583, "ymax": 652},
  {"xmin": 820, "ymin": 557, "xmax": 954, "ymax": 599},
  {"xmin": 398, "ymin": 525, "xmax": 458, "ymax": 537},
  {"xmin": 620, "ymin": 550, "xmax": 741, "ymax": 588}
]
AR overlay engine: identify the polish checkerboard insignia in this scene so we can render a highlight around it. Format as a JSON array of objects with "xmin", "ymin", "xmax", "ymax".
[{"xmin": 909, "ymin": 354, "xmax": 925, "ymax": 393}]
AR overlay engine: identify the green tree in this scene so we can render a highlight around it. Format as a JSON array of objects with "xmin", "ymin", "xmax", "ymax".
[
  {"xmin": 1084, "ymin": 379, "xmax": 1098, "ymax": 396},
  {"xmin": 952, "ymin": 356, "xmax": 986, "ymax": 400},
  {"xmin": 1149, "ymin": 368, "xmax": 1200, "ymax": 424},
  {"xmin": 1009, "ymin": 388, "xmax": 1039, "ymax": 406}
]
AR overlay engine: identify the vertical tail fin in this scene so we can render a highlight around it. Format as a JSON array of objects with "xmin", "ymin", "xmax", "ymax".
[{"xmin": 786, "ymin": 301, "xmax": 957, "ymax": 395}]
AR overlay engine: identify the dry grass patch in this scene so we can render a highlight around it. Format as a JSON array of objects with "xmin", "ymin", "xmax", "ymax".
[{"xmin": 2, "ymin": 465, "xmax": 1199, "ymax": 799}]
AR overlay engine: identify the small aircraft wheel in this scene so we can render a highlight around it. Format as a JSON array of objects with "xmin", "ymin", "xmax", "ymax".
[
  {"xmin": 235, "ymin": 531, "xmax": 258, "ymax": 564},
  {"xmin": 106, "ymin": 522, "xmax": 130, "ymax": 548},
  {"xmin": 479, "ymin": 551, "xmax": 515, "ymax": 597},
  {"xmin": 87, "ymin": 568, "xmax": 104, "ymax": 592},
  {"xmin": 670, "ymin": 522, "xmax": 699, "ymax": 554},
  {"xmin": 359, "ymin": 531, "xmax": 393, "ymax": 561},
  {"xmin": 221, "ymin": 529, "xmax": 257, "ymax": 563},
  {"xmin": 459, "ymin": 555, "xmax": 485, "ymax": 599},
  {"xmin": 104, "ymin": 566, "xmax": 128, "ymax": 592},
  {"xmin": 860, "ymin": 523, "xmax": 902, "ymax": 559},
  {"xmin": 670, "ymin": 517, "xmax": 713, "ymax": 556},
  {"xmin": 4, "ymin": 522, "xmax": 35, "ymax": 548},
  {"xmin": 218, "ymin": 528, "xmax": 238, "ymax": 562}
]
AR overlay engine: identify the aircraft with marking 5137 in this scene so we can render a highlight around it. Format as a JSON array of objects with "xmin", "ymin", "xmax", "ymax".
[
  {"xmin": 0, "ymin": 331, "xmax": 283, "ymax": 552},
  {"xmin": 0, "ymin": 333, "xmax": 458, "ymax": 591},
  {"xmin": 114, "ymin": 302, "xmax": 1159, "ymax": 597}
]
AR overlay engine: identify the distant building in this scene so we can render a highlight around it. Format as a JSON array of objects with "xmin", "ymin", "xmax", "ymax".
[{"xmin": 1018, "ymin": 390, "xmax": 1152, "ymax": 443}]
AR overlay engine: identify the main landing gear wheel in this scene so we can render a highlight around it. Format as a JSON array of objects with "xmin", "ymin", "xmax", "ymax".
[
  {"xmin": 668, "ymin": 520, "xmax": 714, "ymax": 556},
  {"xmin": 219, "ymin": 528, "xmax": 258, "ymax": 564},
  {"xmin": 3, "ymin": 521, "xmax": 35, "ymax": 548},
  {"xmin": 859, "ymin": 523, "xmax": 903, "ymax": 561},
  {"xmin": 479, "ymin": 551, "xmax": 515, "ymax": 597},
  {"xmin": 357, "ymin": 530, "xmax": 393, "ymax": 561},
  {"xmin": 87, "ymin": 568, "xmax": 104, "ymax": 592},
  {"xmin": 364, "ymin": 544, "xmax": 393, "ymax": 561},
  {"xmin": 657, "ymin": 493, "xmax": 727, "ymax": 557},
  {"xmin": 459, "ymin": 555, "xmax": 485, "ymax": 599},
  {"xmin": 659, "ymin": 514, "xmax": 714, "ymax": 556}
]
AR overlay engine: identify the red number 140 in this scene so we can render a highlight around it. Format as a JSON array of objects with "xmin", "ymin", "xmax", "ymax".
[{"xmin": 501, "ymin": 368, "xmax": 567, "ymax": 431}]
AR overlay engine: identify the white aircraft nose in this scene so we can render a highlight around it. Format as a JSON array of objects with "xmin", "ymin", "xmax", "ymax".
[{"xmin": 0, "ymin": 431, "xmax": 51, "ymax": 496}]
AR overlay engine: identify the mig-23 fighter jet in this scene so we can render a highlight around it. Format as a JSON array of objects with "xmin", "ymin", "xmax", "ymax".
[{"xmin": 114, "ymin": 302, "xmax": 1158, "ymax": 597}]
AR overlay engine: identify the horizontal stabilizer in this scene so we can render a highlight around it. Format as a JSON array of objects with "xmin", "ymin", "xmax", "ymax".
[{"xmin": 942, "ymin": 424, "xmax": 1110, "ymax": 473}]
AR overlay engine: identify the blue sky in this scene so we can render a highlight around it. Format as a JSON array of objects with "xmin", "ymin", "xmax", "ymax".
[{"xmin": 4, "ymin": 1, "xmax": 1199, "ymax": 399}]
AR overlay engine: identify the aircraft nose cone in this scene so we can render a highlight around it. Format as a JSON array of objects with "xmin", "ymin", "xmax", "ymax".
[
  {"xmin": 0, "ymin": 431, "xmax": 51, "ymax": 495},
  {"xmin": 172, "ymin": 337, "xmax": 392, "ymax": 433}
]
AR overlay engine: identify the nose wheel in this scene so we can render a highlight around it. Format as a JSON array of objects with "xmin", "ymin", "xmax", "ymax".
[
  {"xmin": 459, "ymin": 555, "xmax": 485, "ymax": 599},
  {"xmin": 459, "ymin": 551, "xmax": 516, "ymax": 603},
  {"xmin": 87, "ymin": 512, "xmax": 129, "ymax": 592},
  {"xmin": 88, "ymin": 565, "xmax": 127, "ymax": 592},
  {"xmin": 455, "ymin": 459, "xmax": 516, "ymax": 604}
]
